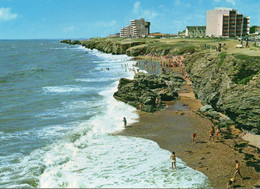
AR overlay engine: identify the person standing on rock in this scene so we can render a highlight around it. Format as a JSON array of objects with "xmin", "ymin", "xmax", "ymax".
[
  {"xmin": 170, "ymin": 152, "xmax": 177, "ymax": 170},
  {"xmin": 216, "ymin": 126, "xmax": 221, "ymax": 140},
  {"xmin": 209, "ymin": 126, "xmax": 215, "ymax": 143},
  {"xmin": 139, "ymin": 103, "xmax": 143, "ymax": 111},
  {"xmin": 155, "ymin": 97, "xmax": 159, "ymax": 107},
  {"xmin": 123, "ymin": 117, "xmax": 127, "ymax": 127}
]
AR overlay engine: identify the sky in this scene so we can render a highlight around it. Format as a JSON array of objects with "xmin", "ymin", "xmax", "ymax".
[{"xmin": 0, "ymin": 0, "xmax": 259, "ymax": 39}]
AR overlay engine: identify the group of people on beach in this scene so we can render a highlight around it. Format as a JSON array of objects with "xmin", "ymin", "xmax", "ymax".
[
  {"xmin": 191, "ymin": 125, "xmax": 221, "ymax": 145},
  {"xmin": 121, "ymin": 55, "xmax": 246, "ymax": 187},
  {"xmin": 191, "ymin": 125, "xmax": 245, "ymax": 188},
  {"xmin": 133, "ymin": 54, "xmax": 186, "ymax": 74}
]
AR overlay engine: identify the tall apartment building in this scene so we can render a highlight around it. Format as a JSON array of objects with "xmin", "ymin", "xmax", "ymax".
[
  {"xmin": 206, "ymin": 8, "xmax": 250, "ymax": 37},
  {"xmin": 120, "ymin": 18, "xmax": 150, "ymax": 38},
  {"xmin": 120, "ymin": 25, "xmax": 131, "ymax": 38}
]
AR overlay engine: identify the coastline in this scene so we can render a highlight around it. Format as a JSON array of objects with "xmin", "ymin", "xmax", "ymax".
[
  {"xmin": 113, "ymin": 56, "xmax": 260, "ymax": 188},
  {"xmin": 61, "ymin": 40, "xmax": 259, "ymax": 188}
]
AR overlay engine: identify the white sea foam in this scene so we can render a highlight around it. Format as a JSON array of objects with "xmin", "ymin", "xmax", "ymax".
[
  {"xmin": 38, "ymin": 135, "xmax": 209, "ymax": 188},
  {"xmin": 75, "ymin": 78, "xmax": 117, "ymax": 83},
  {"xmin": 84, "ymin": 47, "xmax": 132, "ymax": 62},
  {"xmin": 0, "ymin": 124, "xmax": 72, "ymax": 143},
  {"xmin": 42, "ymin": 85, "xmax": 96, "ymax": 94}
]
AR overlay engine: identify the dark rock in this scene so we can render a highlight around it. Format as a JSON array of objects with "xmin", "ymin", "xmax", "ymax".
[
  {"xmin": 113, "ymin": 71, "xmax": 185, "ymax": 112},
  {"xmin": 60, "ymin": 39, "xmax": 81, "ymax": 45}
]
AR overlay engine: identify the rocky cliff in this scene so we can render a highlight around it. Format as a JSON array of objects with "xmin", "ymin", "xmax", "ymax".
[
  {"xmin": 183, "ymin": 52, "xmax": 260, "ymax": 134},
  {"xmin": 60, "ymin": 38, "xmax": 260, "ymax": 133},
  {"xmin": 62, "ymin": 38, "xmax": 198, "ymax": 56},
  {"xmin": 80, "ymin": 38, "xmax": 146, "ymax": 55}
]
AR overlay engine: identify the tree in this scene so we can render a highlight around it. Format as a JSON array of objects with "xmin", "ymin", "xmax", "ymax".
[{"xmin": 250, "ymin": 25, "xmax": 257, "ymax": 34}]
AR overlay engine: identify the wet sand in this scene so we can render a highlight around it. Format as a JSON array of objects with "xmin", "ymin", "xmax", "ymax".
[{"xmin": 113, "ymin": 60, "xmax": 260, "ymax": 188}]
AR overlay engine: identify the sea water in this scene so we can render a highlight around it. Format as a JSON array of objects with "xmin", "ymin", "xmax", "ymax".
[{"xmin": 0, "ymin": 40, "xmax": 210, "ymax": 188}]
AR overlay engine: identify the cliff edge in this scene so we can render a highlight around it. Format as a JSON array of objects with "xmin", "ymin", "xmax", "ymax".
[{"xmin": 183, "ymin": 52, "xmax": 260, "ymax": 134}]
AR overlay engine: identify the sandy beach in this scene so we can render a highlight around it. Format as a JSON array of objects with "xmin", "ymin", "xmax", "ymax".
[{"xmin": 114, "ymin": 57, "xmax": 260, "ymax": 188}]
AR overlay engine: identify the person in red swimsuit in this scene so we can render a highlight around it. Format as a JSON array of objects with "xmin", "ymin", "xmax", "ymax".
[{"xmin": 192, "ymin": 132, "xmax": 196, "ymax": 144}]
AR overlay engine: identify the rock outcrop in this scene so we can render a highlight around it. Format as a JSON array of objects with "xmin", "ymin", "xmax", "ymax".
[
  {"xmin": 183, "ymin": 52, "xmax": 260, "ymax": 134},
  {"xmin": 113, "ymin": 71, "xmax": 185, "ymax": 112},
  {"xmin": 60, "ymin": 39, "xmax": 81, "ymax": 45},
  {"xmin": 81, "ymin": 38, "xmax": 146, "ymax": 55}
]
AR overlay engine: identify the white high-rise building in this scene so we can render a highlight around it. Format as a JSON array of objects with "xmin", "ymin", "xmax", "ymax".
[
  {"xmin": 120, "ymin": 18, "xmax": 150, "ymax": 38},
  {"xmin": 206, "ymin": 8, "xmax": 250, "ymax": 37}
]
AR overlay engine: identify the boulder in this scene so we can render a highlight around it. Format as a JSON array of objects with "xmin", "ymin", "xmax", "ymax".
[
  {"xmin": 113, "ymin": 71, "xmax": 185, "ymax": 112},
  {"xmin": 200, "ymin": 105, "xmax": 214, "ymax": 113}
]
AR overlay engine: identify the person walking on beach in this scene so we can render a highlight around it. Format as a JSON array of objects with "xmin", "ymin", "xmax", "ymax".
[
  {"xmin": 170, "ymin": 152, "xmax": 177, "ymax": 170},
  {"xmin": 209, "ymin": 126, "xmax": 215, "ymax": 143},
  {"xmin": 192, "ymin": 132, "xmax": 196, "ymax": 144},
  {"xmin": 123, "ymin": 117, "xmax": 127, "ymax": 127},
  {"xmin": 234, "ymin": 160, "xmax": 243, "ymax": 179},
  {"xmin": 246, "ymin": 38, "xmax": 249, "ymax": 48}
]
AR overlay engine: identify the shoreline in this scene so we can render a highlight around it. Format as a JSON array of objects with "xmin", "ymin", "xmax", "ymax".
[
  {"xmin": 114, "ymin": 56, "xmax": 260, "ymax": 188},
  {"xmin": 63, "ymin": 41, "xmax": 259, "ymax": 187}
]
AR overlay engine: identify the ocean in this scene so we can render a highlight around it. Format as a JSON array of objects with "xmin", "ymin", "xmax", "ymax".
[{"xmin": 0, "ymin": 40, "xmax": 210, "ymax": 188}]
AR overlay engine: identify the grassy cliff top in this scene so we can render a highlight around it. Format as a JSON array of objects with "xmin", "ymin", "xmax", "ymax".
[{"xmin": 82, "ymin": 37, "xmax": 260, "ymax": 57}]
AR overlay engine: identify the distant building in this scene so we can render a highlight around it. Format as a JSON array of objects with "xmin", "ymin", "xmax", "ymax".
[
  {"xmin": 255, "ymin": 27, "xmax": 260, "ymax": 34},
  {"xmin": 185, "ymin": 26, "xmax": 206, "ymax": 37},
  {"xmin": 120, "ymin": 25, "xmax": 131, "ymax": 38},
  {"xmin": 178, "ymin": 30, "xmax": 186, "ymax": 36},
  {"xmin": 148, "ymin": 33, "xmax": 176, "ymax": 38},
  {"xmin": 120, "ymin": 18, "xmax": 150, "ymax": 38},
  {"xmin": 206, "ymin": 7, "xmax": 250, "ymax": 37},
  {"xmin": 109, "ymin": 33, "xmax": 120, "ymax": 37},
  {"xmin": 148, "ymin": 33, "xmax": 165, "ymax": 38}
]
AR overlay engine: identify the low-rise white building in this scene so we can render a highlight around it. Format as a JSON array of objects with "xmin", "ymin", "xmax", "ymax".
[{"xmin": 185, "ymin": 26, "xmax": 206, "ymax": 37}]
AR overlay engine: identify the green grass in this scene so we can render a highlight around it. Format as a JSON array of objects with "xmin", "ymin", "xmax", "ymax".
[
  {"xmin": 232, "ymin": 54, "xmax": 260, "ymax": 85},
  {"xmin": 237, "ymin": 75, "xmax": 255, "ymax": 84},
  {"xmin": 178, "ymin": 45, "xmax": 196, "ymax": 55},
  {"xmin": 218, "ymin": 52, "xmax": 227, "ymax": 68}
]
